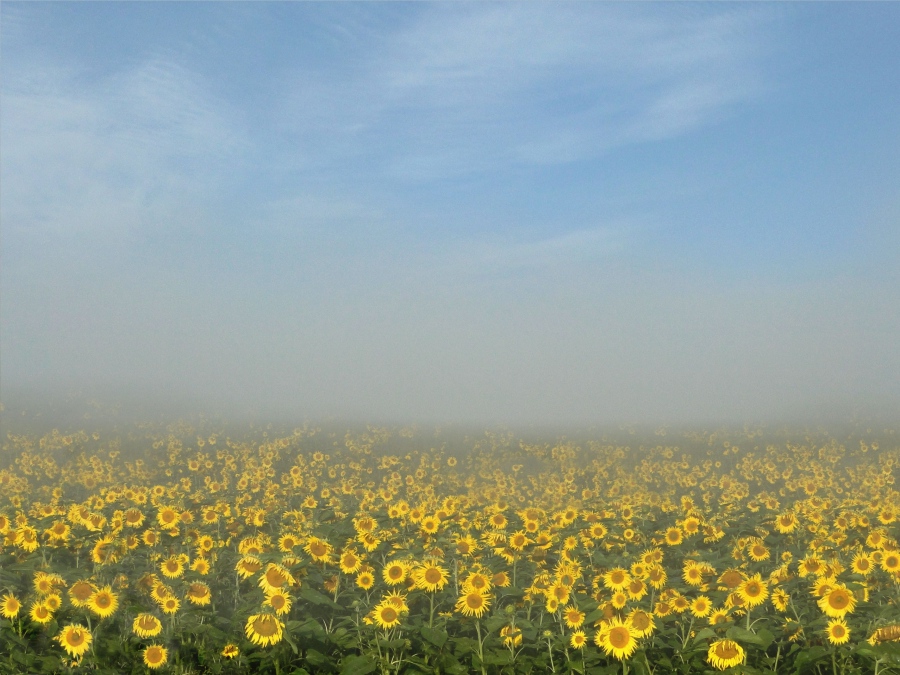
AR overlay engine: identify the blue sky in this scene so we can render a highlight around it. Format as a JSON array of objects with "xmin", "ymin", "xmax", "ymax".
[{"xmin": 2, "ymin": 3, "xmax": 898, "ymax": 425}]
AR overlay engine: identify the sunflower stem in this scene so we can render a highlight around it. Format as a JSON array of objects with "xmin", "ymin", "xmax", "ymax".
[{"xmin": 475, "ymin": 620, "xmax": 487, "ymax": 675}]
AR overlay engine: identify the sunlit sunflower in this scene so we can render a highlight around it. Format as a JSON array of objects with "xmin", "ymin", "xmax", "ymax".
[
  {"xmin": 160, "ymin": 596, "xmax": 180, "ymax": 615},
  {"xmin": 563, "ymin": 606, "xmax": 585, "ymax": 629},
  {"xmin": 245, "ymin": 613, "xmax": 284, "ymax": 647},
  {"xmin": 818, "ymin": 584, "xmax": 856, "ymax": 618},
  {"xmin": 456, "ymin": 590, "xmax": 491, "ymax": 618},
  {"xmin": 664, "ymin": 527, "xmax": 683, "ymax": 546},
  {"xmin": 235, "ymin": 555, "xmax": 263, "ymax": 579},
  {"xmin": 707, "ymin": 639, "xmax": 745, "ymax": 670},
  {"xmin": 339, "ymin": 549, "xmax": 362, "ymax": 575},
  {"xmin": 373, "ymin": 602, "xmax": 402, "ymax": 630},
  {"xmin": 222, "ymin": 643, "xmax": 240, "ymax": 659},
  {"xmin": 1, "ymin": 593, "xmax": 22, "ymax": 619},
  {"xmin": 56, "ymin": 624, "xmax": 92, "ymax": 658},
  {"xmin": 736, "ymin": 574, "xmax": 768, "ymax": 608},
  {"xmin": 595, "ymin": 617, "xmax": 640, "ymax": 660},
  {"xmin": 264, "ymin": 589, "xmax": 293, "ymax": 616},
  {"xmin": 143, "ymin": 644, "xmax": 168, "ymax": 669},
  {"xmin": 570, "ymin": 630, "xmax": 588, "ymax": 649},
  {"xmin": 825, "ymin": 618, "xmax": 850, "ymax": 645},
  {"xmin": 160, "ymin": 555, "xmax": 185, "ymax": 579},
  {"xmin": 602, "ymin": 567, "xmax": 631, "ymax": 591},
  {"xmin": 29, "ymin": 601, "xmax": 53, "ymax": 624},
  {"xmin": 133, "ymin": 613, "xmax": 163, "ymax": 638},
  {"xmin": 356, "ymin": 571, "xmax": 375, "ymax": 590},
  {"xmin": 87, "ymin": 586, "xmax": 119, "ymax": 619},
  {"xmin": 690, "ymin": 595, "xmax": 712, "ymax": 618},
  {"xmin": 414, "ymin": 561, "xmax": 449, "ymax": 592}
]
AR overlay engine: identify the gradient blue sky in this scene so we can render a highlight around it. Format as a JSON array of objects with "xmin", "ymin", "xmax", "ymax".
[{"xmin": 2, "ymin": 3, "xmax": 898, "ymax": 425}]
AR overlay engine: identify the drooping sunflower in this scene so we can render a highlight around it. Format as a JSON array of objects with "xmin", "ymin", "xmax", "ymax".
[
  {"xmin": 143, "ymin": 644, "xmax": 168, "ymax": 669},
  {"xmin": 67, "ymin": 580, "xmax": 96, "ymax": 608},
  {"xmin": 456, "ymin": 590, "xmax": 491, "ymax": 618},
  {"xmin": 626, "ymin": 608, "xmax": 656, "ymax": 638},
  {"xmin": 595, "ymin": 617, "xmax": 640, "ymax": 661},
  {"xmin": 56, "ymin": 624, "xmax": 92, "ymax": 658},
  {"xmin": 414, "ymin": 561, "xmax": 449, "ymax": 592},
  {"xmin": 259, "ymin": 563, "xmax": 294, "ymax": 594},
  {"xmin": 186, "ymin": 582, "xmax": 212, "ymax": 606},
  {"xmin": 818, "ymin": 584, "xmax": 856, "ymax": 618},
  {"xmin": 87, "ymin": 586, "xmax": 119, "ymax": 619},
  {"xmin": 708, "ymin": 639, "xmax": 745, "ymax": 670},
  {"xmin": 133, "ymin": 613, "xmax": 163, "ymax": 638},
  {"xmin": 222, "ymin": 644, "xmax": 240, "ymax": 659},
  {"xmin": 245, "ymin": 613, "xmax": 285, "ymax": 647}
]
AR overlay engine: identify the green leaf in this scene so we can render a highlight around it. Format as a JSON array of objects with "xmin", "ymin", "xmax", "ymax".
[
  {"xmin": 421, "ymin": 625, "xmax": 449, "ymax": 649},
  {"xmin": 692, "ymin": 628, "xmax": 716, "ymax": 645},
  {"xmin": 340, "ymin": 654, "xmax": 377, "ymax": 675},
  {"xmin": 726, "ymin": 625, "xmax": 766, "ymax": 647}
]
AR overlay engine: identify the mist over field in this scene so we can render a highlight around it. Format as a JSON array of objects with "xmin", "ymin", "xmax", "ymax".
[{"xmin": 2, "ymin": 3, "xmax": 898, "ymax": 428}]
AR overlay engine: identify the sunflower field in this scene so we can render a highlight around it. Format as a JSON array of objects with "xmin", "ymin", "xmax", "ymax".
[{"xmin": 2, "ymin": 420, "xmax": 900, "ymax": 674}]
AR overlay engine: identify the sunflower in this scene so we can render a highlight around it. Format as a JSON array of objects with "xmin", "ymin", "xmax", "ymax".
[
  {"xmin": 133, "ymin": 613, "xmax": 163, "ymax": 638},
  {"xmin": 736, "ymin": 574, "xmax": 768, "ymax": 608},
  {"xmin": 87, "ymin": 586, "xmax": 119, "ymax": 619},
  {"xmin": 339, "ymin": 549, "xmax": 362, "ymax": 575},
  {"xmin": 825, "ymin": 618, "xmax": 850, "ymax": 645},
  {"xmin": 245, "ymin": 613, "xmax": 285, "ymax": 647},
  {"xmin": 602, "ymin": 568, "xmax": 631, "ymax": 591},
  {"xmin": 690, "ymin": 595, "xmax": 712, "ymax": 618},
  {"xmin": 160, "ymin": 596, "xmax": 181, "ymax": 615},
  {"xmin": 774, "ymin": 512, "xmax": 799, "ymax": 534},
  {"xmin": 851, "ymin": 552, "xmax": 872, "ymax": 575},
  {"xmin": 222, "ymin": 643, "xmax": 240, "ymax": 659},
  {"xmin": 305, "ymin": 536, "xmax": 332, "ymax": 563},
  {"xmin": 191, "ymin": 557, "xmax": 211, "ymax": 575},
  {"xmin": 492, "ymin": 571, "xmax": 511, "ymax": 588},
  {"xmin": 708, "ymin": 608, "xmax": 730, "ymax": 626},
  {"xmin": 143, "ymin": 644, "xmax": 168, "ymax": 669},
  {"xmin": 595, "ymin": 617, "xmax": 640, "ymax": 661},
  {"xmin": 626, "ymin": 609, "xmax": 656, "ymax": 638},
  {"xmin": 664, "ymin": 527, "xmax": 683, "ymax": 546},
  {"xmin": 382, "ymin": 561, "xmax": 408, "ymax": 586},
  {"xmin": 186, "ymin": 582, "xmax": 212, "ymax": 606},
  {"xmin": 456, "ymin": 590, "xmax": 491, "ymax": 618},
  {"xmin": 259, "ymin": 563, "xmax": 294, "ymax": 594},
  {"xmin": 570, "ymin": 630, "xmax": 588, "ymax": 649},
  {"xmin": 56, "ymin": 624, "xmax": 92, "ymax": 658},
  {"xmin": 160, "ymin": 555, "xmax": 185, "ymax": 579},
  {"xmin": 264, "ymin": 589, "xmax": 292, "ymax": 616},
  {"xmin": 356, "ymin": 571, "xmax": 375, "ymax": 590},
  {"xmin": 414, "ymin": 561, "xmax": 449, "ymax": 592},
  {"xmin": 501, "ymin": 625, "xmax": 523, "ymax": 648},
  {"xmin": 881, "ymin": 552, "xmax": 900, "ymax": 574},
  {"xmin": 373, "ymin": 603, "xmax": 402, "ymax": 630},
  {"xmin": 1, "ymin": 593, "xmax": 21, "ymax": 619},
  {"xmin": 235, "ymin": 555, "xmax": 263, "ymax": 579},
  {"xmin": 818, "ymin": 585, "xmax": 856, "ymax": 618},
  {"xmin": 707, "ymin": 639, "xmax": 745, "ymax": 670},
  {"xmin": 563, "ymin": 606, "xmax": 585, "ymax": 629},
  {"xmin": 683, "ymin": 562, "xmax": 704, "ymax": 587},
  {"xmin": 772, "ymin": 588, "xmax": 790, "ymax": 613},
  {"xmin": 29, "ymin": 601, "xmax": 53, "ymax": 624}
]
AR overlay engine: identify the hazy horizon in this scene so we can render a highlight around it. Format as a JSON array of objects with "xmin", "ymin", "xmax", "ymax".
[{"xmin": 2, "ymin": 3, "xmax": 898, "ymax": 428}]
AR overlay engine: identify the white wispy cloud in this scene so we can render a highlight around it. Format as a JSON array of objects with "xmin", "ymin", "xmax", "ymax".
[{"xmin": 276, "ymin": 4, "xmax": 771, "ymax": 180}]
